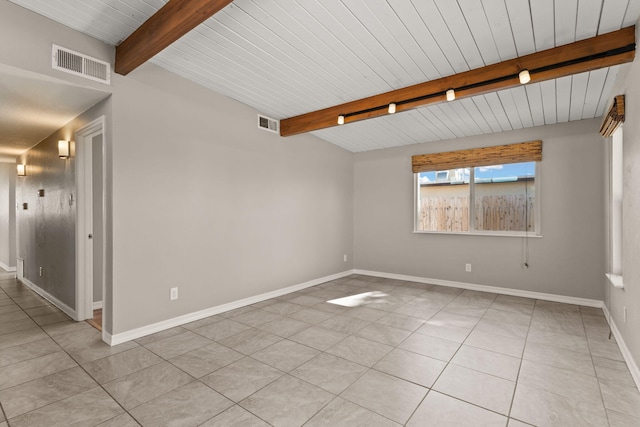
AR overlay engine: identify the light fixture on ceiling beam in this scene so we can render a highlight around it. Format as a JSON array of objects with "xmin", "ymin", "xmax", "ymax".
[
  {"xmin": 58, "ymin": 140, "xmax": 70, "ymax": 159},
  {"xmin": 446, "ymin": 89, "xmax": 456, "ymax": 101},
  {"xmin": 17, "ymin": 164, "xmax": 26, "ymax": 176},
  {"xmin": 519, "ymin": 69, "xmax": 531, "ymax": 84},
  {"xmin": 388, "ymin": 103, "xmax": 396, "ymax": 114},
  {"xmin": 337, "ymin": 115, "xmax": 345, "ymax": 125},
  {"xmin": 280, "ymin": 26, "xmax": 636, "ymax": 137}
]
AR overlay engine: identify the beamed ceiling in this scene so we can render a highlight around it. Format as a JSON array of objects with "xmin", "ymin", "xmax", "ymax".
[{"xmin": 8, "ymin": 0, "xmax": 640, "ymax": 152}]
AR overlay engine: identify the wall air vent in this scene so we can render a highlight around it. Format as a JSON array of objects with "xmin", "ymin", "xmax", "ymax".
[
  {"xmin": 52, "ymin": 44, "xmax": 111, "ymax": 85},
  {"xmin": 258, "ymin": 114, "xmax": 279, "ymax": 134}
]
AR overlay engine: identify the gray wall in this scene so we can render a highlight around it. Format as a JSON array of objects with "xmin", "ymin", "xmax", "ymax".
[
  {"xmin": 354, "ymin": 119, "xmax": 606, "ymax": 300},
  {"xmin": 109, "ymin": 65, "xmax": 354, "ymax": 333},
  {"xmin": 605, "ymin": 24, "xmax": 640, "ymax": 375},
  {"xmin": 0, "ymin": 162, "xmax": 16, "ymax": 269}
]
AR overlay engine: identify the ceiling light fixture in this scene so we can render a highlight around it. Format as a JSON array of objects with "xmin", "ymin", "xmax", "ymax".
[
  {"xmin": 17, "ymin": 164, "xmax": 26, "ymax": 176},
  {"xmin": 388, "ymin": 103, "xmax": 396, "ymax": 114},
  {"xmin": 58, "ymin": 140, "xmax": 70, "ymax": 159},
  {"xmin": 337, "ymin": 115, "xmax": 345, "ymax": 125},
  {"xmin": 519, "ymin": 69, "xmax": 531, "ymax": 84},
  {"xmin": 446, "ymin": 89, "xmax": 456, "ymax": 101}
]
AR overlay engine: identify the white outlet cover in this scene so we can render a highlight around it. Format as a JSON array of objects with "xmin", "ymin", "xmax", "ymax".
[{"xmin": 170, "ymin": 287, "xmax": 178, "ymax": 300}]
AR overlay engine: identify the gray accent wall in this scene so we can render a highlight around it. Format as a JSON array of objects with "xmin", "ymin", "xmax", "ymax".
[
  {"xmin": 16, "ymin": 100, "xmax": 110, "ymax": 311},
  {"xmin": 16, "ymin": 128, "xmax": 77, "ymax": 308},
  {"xmin": 354, "ymin": 119, "xmax": 606, "ymax": 301},
  {"xmin": 605, "ymin": 23, "xmax": 640, "ymax": 377},
  {"xmin": 0, "ymin": 162, "xmax": 16, "ymax": 270}
]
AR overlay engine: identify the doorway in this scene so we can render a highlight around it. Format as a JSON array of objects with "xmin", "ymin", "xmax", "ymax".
[{"xmin": 75, "ymin": 117, "xmax": 105, "ymax": 332}]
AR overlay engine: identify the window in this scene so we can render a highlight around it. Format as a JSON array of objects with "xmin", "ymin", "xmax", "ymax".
[
  {"xmin": 608, "ymin": 126, "xmax": 623, "ymax": 287},
  {"xmin": 600, "ymin": 95, "xmax": 625, "ymax": 288},
  {"xmin": 412, "ymin": 141, "xmax": 541, "ymax": 236}
]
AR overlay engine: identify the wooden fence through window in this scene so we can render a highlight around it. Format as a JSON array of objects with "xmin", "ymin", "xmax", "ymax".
[{"xmin": 418, "ymin": 195, "xmax": 535, "ymax": 232}]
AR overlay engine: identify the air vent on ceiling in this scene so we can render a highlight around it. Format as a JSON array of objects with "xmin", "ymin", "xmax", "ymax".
[
  {"xmin": 52, "ymin": 44, "xmax": 111, "ymax": 85},
  {"xmin": 258, "ymin": 114, "xmax": 279, "ymax": 134}
]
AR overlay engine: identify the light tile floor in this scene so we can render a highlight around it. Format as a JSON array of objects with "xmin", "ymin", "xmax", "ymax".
[{"xmin": 0, "ymin": 275, "xmax": 639, "ymax": 426}]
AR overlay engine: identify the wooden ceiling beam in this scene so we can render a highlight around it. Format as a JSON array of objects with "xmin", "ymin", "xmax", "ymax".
[
  {"xmin": 280, "ymin": 26, "xmax": 635, "ymax": 137},
  {"xmin": 115, "ymin": 0, "xmax": 234, "ymax": 75}
]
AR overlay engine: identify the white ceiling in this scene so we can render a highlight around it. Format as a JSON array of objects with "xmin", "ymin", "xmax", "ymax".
[
  {"xmin": 0, "ymin": 63, "xmax": 109, "ymax": 162},
  {"xmin": 6, "ymin": 0, "xmax": 640, "ymax": 152}
]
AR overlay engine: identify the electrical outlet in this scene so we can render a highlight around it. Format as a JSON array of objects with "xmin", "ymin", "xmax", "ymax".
[
  {"xmin": 344, "ymin": 254, "xmax": 348, "ymax": 262},
  {"xmin": 624, "ymin": 306, "xmax": 627, "ymax": 323},
  {"xmin": 170, "ymin": 287, "xmax": 178, "ymax": 301},
  {"xmin": 465, "ymin": 263, "xmax": 472, "ymax": 272},
  {"xmin": 39, "ymin": 266, "xmax": 43, "ymax": 277}
]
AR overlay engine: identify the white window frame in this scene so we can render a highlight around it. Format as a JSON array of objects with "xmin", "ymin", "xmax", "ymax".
[
  {"xmin": 607, "ymin": 126, "xmax": 624, "ymax": 288},
  {"xmin": 414, "ymin": 162, "xmax": 541, "ymax": 237}
]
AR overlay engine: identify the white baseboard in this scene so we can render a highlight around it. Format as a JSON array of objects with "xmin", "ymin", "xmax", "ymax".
[
  {"xmin": 106, "ymin": 268, "xmax": 609, "ymax": 347},
  {"xmin": 106, "ymin": 270, "xmax": 355, "ymax": 346},
  {"xmin": 355, "ymin": 269, "xmax": 604, "ymax": 308},
  {"xmin": 0, "ymin": 260, "xmax": 16, "ymax": 272},
  {"xmin": 19, "ymin": 277, "xmax": 78, "ymax": 321},
  {"xmin": 92, "ymin": 301, "xmax": 103, "ymax": 310},
  {"xmin": 602, "ymin": 305, "xmax": 640, "ymax": 391}
]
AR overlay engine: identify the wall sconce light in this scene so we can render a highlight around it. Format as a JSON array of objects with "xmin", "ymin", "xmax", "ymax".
[
  {"xmin": 58, "ymin": 140, "xmax": 70, "ymax": 159},
  {"xmin": 337, "ymin": 115, "xmax": 345, "ymax": 125},
  {"xmin": 17, "ymin": 164, "xmax": 26, "ymax": 176},
  {"xmin": 519, "ymin": 70, "xmax": 531, "ymax": 84},
  {"xmin": 388, "ymin": 103, "xmax": 397, "ymax": 114},
  {"xmin": 446, "ymin": 89, "xmax": 456, "ymax": 101}
]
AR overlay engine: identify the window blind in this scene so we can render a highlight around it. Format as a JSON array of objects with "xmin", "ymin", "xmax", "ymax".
[
  {"xmin": 600, "ymin": 95, "xmax": 625, "ymax": 138},
  {"xmin": 412, "ymin": 140, "xmax": 542, "ymax": 173}
]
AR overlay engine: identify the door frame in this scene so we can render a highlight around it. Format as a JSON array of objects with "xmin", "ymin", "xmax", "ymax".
[{"xmin": 75, "ymin": 116, "xmax": 106, "ymax": 322}]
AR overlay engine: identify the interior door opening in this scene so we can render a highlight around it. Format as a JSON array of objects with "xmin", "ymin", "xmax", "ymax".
[{"xmin": 75, "ymin": 117, "xmax": 105, "ymax": 334}]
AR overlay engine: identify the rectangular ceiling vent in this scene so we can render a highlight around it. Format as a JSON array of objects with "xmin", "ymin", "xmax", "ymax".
[
  {"xmin": 258, "ymin": 114, "xmax": 279, "ymax": 134},
  {"xmin": 52, "ymin": 44, "xmax": 111, "ymax": 85}
]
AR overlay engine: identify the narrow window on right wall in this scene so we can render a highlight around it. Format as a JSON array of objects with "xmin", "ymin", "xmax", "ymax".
[
  {"xmin": 609, "ymin": 126, "xmax": 623, "ymax": 282},
  {"xmin": 600, "ymin": 94, "xmax": 625, "ymax": 288}
]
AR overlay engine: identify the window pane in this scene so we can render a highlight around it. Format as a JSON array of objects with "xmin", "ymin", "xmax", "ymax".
[
  {"xmin": 474, "ymin": 162, "xmax": 535, "ymax": 232},
  {"xmin": 611, "ymin": 127, "xmax": 623, "ymax": 275},
  {"xmin": 417, "ymin": 168, "xmax": 470, "ymax": 232}
]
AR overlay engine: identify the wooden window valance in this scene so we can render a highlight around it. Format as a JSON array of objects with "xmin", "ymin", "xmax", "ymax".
[
  {"xmin": 600, "ymin": 95, "xmax": 625, "ymax": 138},
  {"xmin": 412, "ymin": 140, "xmax": 542, "ymax": 173}
]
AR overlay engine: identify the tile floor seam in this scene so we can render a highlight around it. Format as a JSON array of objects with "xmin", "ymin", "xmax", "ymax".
[
  {"xmin": 201, "ymin": 356, "xmax": 286, "ymax": 403},
  {"xmin": 404, "ymin": 387, "xmax": 432, "ymax": 425},
  {"xmin": 0, "ymin": 400, "xmax": 8, "ymax": 425},
  {"xmin": 505, "ymin": 297, "xmax": 535, "ymax": 420},
  {"xmin": 286, "ymin": 353, "xmax": 370, "ymax": 398},
  {"xmin": 419, "ymin": 389, "xmax": 517, "ymax": 424},
  {"xmin": 0, "ymin": 281, "xmax": 133, "ymax": 426},
  {"xmin": 236, "ymin": 373, "xmax": 332, "ymax": 425},
  {"xmin": 393, "ymin": 299, "xmax": 475, "ymax": 424},
  {"xmin": 66, "ymin": 349, "xmax": 136, "ymax": 425},
  {"xmin": 334, "ymin": 366, "xmax": 418, "ymax": 425},
  {"xmin": 584, "ymin": 311, "xmax": 615, "ymax": 427}
]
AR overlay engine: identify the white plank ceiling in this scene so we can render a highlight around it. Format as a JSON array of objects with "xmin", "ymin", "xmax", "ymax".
[{"xmin": 8, "ymin": 0, "xmax": 640, "ymax": 152}]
